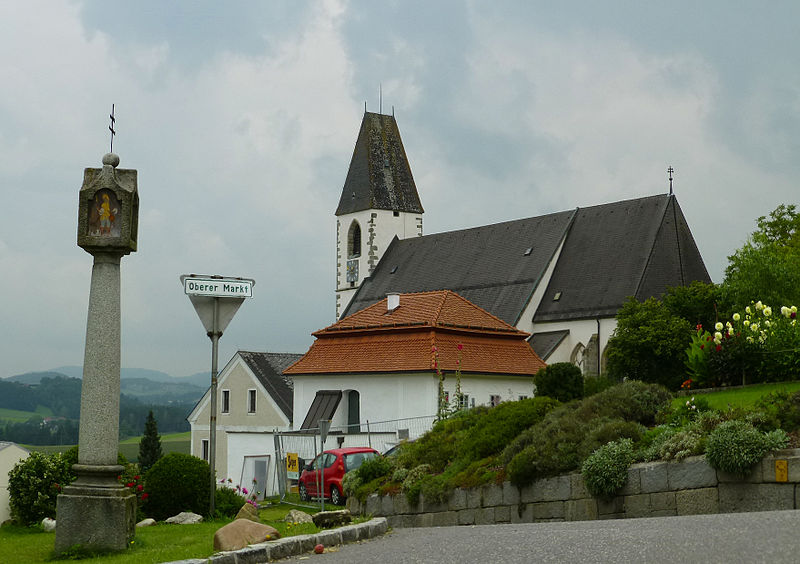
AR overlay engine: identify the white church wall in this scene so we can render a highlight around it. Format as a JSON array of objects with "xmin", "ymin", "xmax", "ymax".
[{"xmin": 531, "ymin": 317, "xmax": 617, "ymax": 372}]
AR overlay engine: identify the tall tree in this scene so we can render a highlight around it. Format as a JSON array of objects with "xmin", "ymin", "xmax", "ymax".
[
  {"xmin": 723, "ymin": 204, "xmax": 800, "ymax": 309},
  {"xmin": 138, "ymin": 410, "xmax": 163, "ymax": 472}
]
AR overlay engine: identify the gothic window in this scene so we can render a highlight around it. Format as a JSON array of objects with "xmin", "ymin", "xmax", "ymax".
[
  {"xmin": 348, "ymin": 221, "xmax": 361, "ymax": 258},
  {"xmin": 570, "ymin": 343, "xmax": 586, "ymax": 372}
]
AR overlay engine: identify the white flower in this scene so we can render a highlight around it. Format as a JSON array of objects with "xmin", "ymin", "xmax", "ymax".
[
  {"xmin": 692, "ymin": 405, "xmax": 697, "ymax": 411},
  {"xmin": 747, "ymin": 336, "xmax": 754, "ymax": 343},
  {"xmin": 763, "ymin": 306, "xmax": 772, "ymax": 317},
  {"xmin": 756, "ymin": 301, "xmax": 763, "ymax": 310},
  {"xmin": 686, "ymin": 400, "xmax": 690, "ymax": 406},
  {"xmin": 765, "ymin": 320, "xmax": 771, "ymax": 327},
  {"xmin": 728, "ymin": 327, "xmax": 734, "ymax": 336},
  {"xmin": 714, "ymin": 332, "xmax": 723, "ymax": 344},
  {"xmin": 733, "ymin": 313, "xmax": 741, "ymax": 321},
  {"xmin": 744, "ymin": 320, "xmax": 750, "ymax": 327},
  {"xmin": 781, "ymin": 306, "xmax": 790, "ymax": 317},
  {"xmin": 792, "ymin": 306, "xmax": 798, "ymax": 314},
  {"xmin": 751, "ymin": 323, "xmax": 759, "ymax": 332},
  {"xmin": 691, "ymin": 397, "xmax": 695, "ymax": 402},
  {"xmin": 746, "ymin": 306, "xmax": 752, "ymax": 315},
  {"xmin": 715, "ymin": 322, "xmax": 723, "ymax": 331}
]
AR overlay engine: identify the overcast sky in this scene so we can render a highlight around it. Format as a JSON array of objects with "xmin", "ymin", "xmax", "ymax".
[{"xmin": 1, "ymin": 1, "xmax": 797, "ymax": 379}]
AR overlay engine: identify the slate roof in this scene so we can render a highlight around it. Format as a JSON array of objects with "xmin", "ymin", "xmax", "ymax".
[
  {"xmin": 342, "ymin": 194, "xmax": 710, "ymax": 325},
  {"xmin": 342, "ymin": 210, "xmax": 575, "ymax": 324},
  {"xmin": 335, "ymin": 112, "xmax": 424, "ymax": 216},
  {"xmin": 285, "ymin": 291, "xmax": 546, "ymax": 376},
  {"xmin": 534, "ymin": 195, "xmax": 710, "ymax": 321},
  {"xmin": 528, "ymin": 330, "xmax": 570, "ymax": 361},
  {"xmin": 238, "ymin": 351, "xmax": 302, "ymax": 421}
]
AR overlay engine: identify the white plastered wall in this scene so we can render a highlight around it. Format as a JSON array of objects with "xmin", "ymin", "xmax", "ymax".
[{"xmin": 0, "ymin": 444, "xmax": 30, "ymax": 523}]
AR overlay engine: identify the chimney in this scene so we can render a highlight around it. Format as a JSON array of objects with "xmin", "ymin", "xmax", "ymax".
[{"xmin": 387, "ymin": 292, "xmax": 400, "ymax": 312}]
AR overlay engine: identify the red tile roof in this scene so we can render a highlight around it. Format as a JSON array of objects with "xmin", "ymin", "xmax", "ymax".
[{"xmin": 285, "ymin": 291, "xmax": 546, "ymax": 376}]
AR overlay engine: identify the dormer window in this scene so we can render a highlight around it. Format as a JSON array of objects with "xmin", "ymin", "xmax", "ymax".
[{"xmin": 348, "ymin": 221, "xmax": 361, "ymax": 258}]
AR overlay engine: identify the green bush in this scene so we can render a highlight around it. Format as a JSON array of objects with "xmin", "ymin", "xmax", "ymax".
[
  {"xmin": 705, "ymin": 420, "xmax": 788, "ymax": 476},
  {"xmin": 62, "ymin": 445, "xmax": 128, "ymax": 467},
  {"xmin": 581, "ymin": 438, "xmax": 634, "ymax": 498},
  {"xmin": 214, "ymin": 487, "xmax": 247, "ymax": 518},
  {"xmin": 355, "ymin": 456, "xmax": 393, "ymax": 483},
  {"xmin": 144, "ymin": 453, "xmax": 211, "ymax": 520},
  {"xmin": 577, "ymin": 419, "xmax": 645, "ymax": 460},
  {"xmin": 8, "ymin": 451, "xmax": 73, "ymax": 526},
  {"xmin": 402, "ymin": 464, "xmax": 432, "ymax": 503},
  {"xmin": 342, "ymin": 471, "xmax": 363, "ymax": 498},
  {"xmin": 534, "ymin": 363, "xmax": 584, "ymax": 402},
  {"xmin": 583, "ymin": 374, "xmax": 617, "ymax": 397},
  {"xmin": 756, "ymin": 390, "xmax": 800, "ymax": 432}
]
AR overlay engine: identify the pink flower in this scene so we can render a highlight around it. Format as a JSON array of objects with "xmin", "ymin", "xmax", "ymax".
[
  {"xmin": 137, "ymin": 484, "xmax": 143, "ymax": 492},
  {"xmin": 457, "ymin": 343, "xmax": 463, "ymax": 351},
  {"xmin": 142, "ymin": 493, "xmax": 149, "ymax": 500},
  {"xmin": 242, "ymin": 487, "xmax": 248, "ymax": 495}
]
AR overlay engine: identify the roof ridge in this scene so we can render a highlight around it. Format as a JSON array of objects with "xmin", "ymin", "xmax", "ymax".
[{"xmin": 632, "ymin": 195, "xmax": 672, "ymax": 299}]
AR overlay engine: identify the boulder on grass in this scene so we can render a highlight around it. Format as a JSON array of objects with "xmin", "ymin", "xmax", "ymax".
[
  {"xmin": 284, "ymin": 509, "xmax": 314, "ymax": 524},
  {"xmin": 136, "ymin": 518, "xmax": 157, "ymax": 528},
  {"xmin": 213, "ymin": 519, "xmax": 281, "ymax": 552},
  {"xmin": 235, "ymin": 502, "xmax": 260, "ymax": 523},
  {"xmin": 42, "ymin": 518, "xmax": 56, "ymax": 532},
  {"xmin": 312, "ymin": 509, "xmax": 351, "ymax": 528},
  {"xmin": 166, "ymin": 512, "xmax": 203, "ymax": 524}
]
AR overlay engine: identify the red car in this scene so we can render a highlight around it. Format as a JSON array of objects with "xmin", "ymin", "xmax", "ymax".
[{"xmin": 298, "ymin": 447, "xmax": 379, "ymax": 505}]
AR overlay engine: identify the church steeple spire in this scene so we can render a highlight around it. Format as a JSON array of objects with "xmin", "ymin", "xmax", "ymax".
[
  {"xmin": 336, "ymin": 112, "xmax": 423, "ymax": 216},
  {"xmin": 335, "ymin": 112, "xmax": 424, "ymax": 319}
]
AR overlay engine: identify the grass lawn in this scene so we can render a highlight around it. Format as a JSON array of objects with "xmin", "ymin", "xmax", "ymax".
[
  {"xmin": 0, "ymin": 405, "xmax": 53, "ymax": 423},
  {"xmin": 673, "ymin": 381, "xmax": 800, "ymax": 410},
  {"xmin": 0, "ymin": 501, "xmax": 324, "ymax": 564}
]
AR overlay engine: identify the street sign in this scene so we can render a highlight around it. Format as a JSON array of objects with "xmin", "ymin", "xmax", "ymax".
[
  {"xmin": 183, "ymin": 276, "xmax": 253, "ymax": 298},
  {"xmin": 286, "ymin": 452, "xmax": 299, "ymax": 480}
]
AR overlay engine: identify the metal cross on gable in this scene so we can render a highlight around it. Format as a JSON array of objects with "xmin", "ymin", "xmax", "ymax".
[
  {"xmin": 109, "ymin": 104, "xmax": 116, "ymax": 153},
  {"xmin": 667, "ymin": 166, "xmax": 674, "ymax": 195}
]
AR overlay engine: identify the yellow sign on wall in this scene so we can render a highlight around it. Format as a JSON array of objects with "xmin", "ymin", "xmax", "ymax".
[
  {"xmin": 775, "ymin": 460, "xmax": 788, "ymax": 482},
  {"xmin": 286, "ymin": 452, "xmax": 299, "ymax": 480}
]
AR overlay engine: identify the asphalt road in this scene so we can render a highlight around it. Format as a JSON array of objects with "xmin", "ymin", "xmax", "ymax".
[{"xmin": 281, "ymin": 510, "xmax": 800, "ymax": 563}]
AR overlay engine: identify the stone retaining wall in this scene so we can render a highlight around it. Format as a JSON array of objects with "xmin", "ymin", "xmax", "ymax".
[{"xmin": 346, "ymin": 449, "xmax": 800, "ymax": 528}]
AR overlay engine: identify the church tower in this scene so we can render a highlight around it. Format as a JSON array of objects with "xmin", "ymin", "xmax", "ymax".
[{"xmin": 335, "ymin": 112, "xmax": 424, "ymax": 318}]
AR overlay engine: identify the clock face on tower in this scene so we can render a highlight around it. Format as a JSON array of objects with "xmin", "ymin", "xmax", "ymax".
[{"xmin": 346, "ymin": 259, "xmax": 359, "ymax": 283}]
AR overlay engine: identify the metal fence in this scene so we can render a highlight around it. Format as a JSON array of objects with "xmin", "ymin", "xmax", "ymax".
[{"xmin": 272, "ymin": 414, "xmax": 436, "ymax": 505}]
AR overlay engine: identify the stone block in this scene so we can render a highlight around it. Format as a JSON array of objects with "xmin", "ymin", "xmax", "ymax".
[
  {"xmin": 338, "ymin": 524, "xmax": 361, "ymax": 542},
  {"xmin": 675, "ymin": 487, "xmax": 718, "ymax": 516},
  {"xmin": 494, "ymin": 505, "xmax": 512, "ymax": 523},
  {"xmin": 393, "ymin": 494, "xmax": 411, "ymax": 514},
  {"xmin": 466, "ymin": 487, "xmax": 482, "ymax": 509},
  {"xmin": 650, "ymin": 491, "xmax": 676, "ymax": 512},
  {"xmin": 717, "ymin": 462, "xmax": 762, "ymax": 483},
  {"xmin": 55, "ymin": 487, "xmax": 136, "ymax": 552},
  {"xmin": 639, "ymin": 461, "xmax": 668, "ymax": 493},
  {"xmin": 449, "ymin": 488, "xmax": 467, "ymax": 511},
  {"xmin": 531, "ymin": 501, "xmax": 565, "ymax": 520},
  {"xmin": 719, "ymin": 483, "xmax": 795, "ymax": 513},
  {"xmin": 565, "ymin": 498, "xmax": 597, "ymax": 521},
  {"xmin": 236, "ymin": 545, "xmax": 270, "ymax": 564},
  {"xmin": 623, "ymin": 494, "xmax": 651, "ymax": 518},
  {"xmin": 597, "ymin": 496, "xmax": 624, "ymax": 516},
  {"xmin": 457, "ymin": 509, "xmax": 476, "ymax": 525},
  {"xmin": 291, "ymin": 534, "xmax": 317, "ymax": 554},
  {"xmin": 346, "ymin": 497, "xmax": 360, "ymax": 515},
  {"xmin": 210, "ymin": 552, "xmax": 239, "ymax": 564},
  {"xmin": 386, "ymin": 515, "xmax": 404, "ymax": 529},
  {"xmin": 379, "ymin": 495, "xmax": 394, "ymax": 515},
  {"xmin": 312, "ymin": 510, "xmax": 351, "ymax": 529},
  {"xmin": 502, "ymin": 482, "xmax": 520, "ymax": 505},
  {"xmin": 421, "ymin": 494, "xmax": 447, "ymax": 514},
  {"xmin": 431, "ymin": 511, "xmax": 459, "ymax": 527},
  {"xmin": 474, "ymin": 507, "xmax": 495, "ymax": 525},
  {"xmin": 667, "ymin": 456, "xmax": 717, "ymax": 490},
  {"xmin": 265, "ymin": 538, "xmax": 299, "ymax": 561},
  {"xmin": 414, "ymin": 513, "xmax": 434, "ymax": 528},
  {"xmin": 364, "ymin": 494, "xmax": 381, "ymax": 516},
  {"xmin": 482, "ymin": 484, "xmax": 504, "ymax": 507},
  {"xmin": 314, "ymin": 529, "xmax": 343, "ymax": 546},
  {"xmin": 762, "ymin": 451, "xmax": 800, "ymax": 483},
  {"xmin": 526, "ymin": 475, "xmax": 571, "ymax": 502},
  {"xmin": 569, "ymin": 473, "xmax": 589, "ymax": 499},
  {"xmin": 366, "ymin": 517, "xmax": 389, "ymax": 537},
  {"xmin": 511, "ymin": 503, "xmax": 532, "ymax": 523},
  {"xmin": 619, "ymin": 466, "xmax": 641, "ymax": 496}
]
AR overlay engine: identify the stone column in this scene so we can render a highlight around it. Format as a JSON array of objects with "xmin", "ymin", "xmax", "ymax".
[{"xmin": 56, "ymin": 153, "xmax": 138, "ymax": 553}]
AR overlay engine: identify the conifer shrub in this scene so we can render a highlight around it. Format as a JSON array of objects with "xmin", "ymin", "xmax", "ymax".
[
  {"xmin": 534, "ymin": 362, "xmax": 584, "ymax": 402},
  {"xmin": 355, "ymin": 455, "xmax": 393, "ymax": 483},
  {"xmin": 503, "ymin": 381, "xmax": 671, "ymax": 487},
  {"xmin": 7, "ymin": 451, "xmax": 73, "ymax": 526},
  {"xmin": 705, "ymin": 420, "xmax": 788, "ymax": 476},
  {"xmin": 144, "ymin": 453, "xmax": 211, "ymax": 520},
  {"xmin": 138, "ymin": 410, "xmax": 163, "ymax": 473},
  {"xmin": 581, "ymin": 438, "xmax": 634, "ymax": 498}
]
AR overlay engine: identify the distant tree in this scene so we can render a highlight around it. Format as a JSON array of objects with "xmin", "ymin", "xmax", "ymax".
[
  {"xmin": 722, "ymin": 204, "xmax": 800, "ymax": 309},
  {"xmin": 138, "ymin": 410, "xmax": 163, "ymax": 472}
]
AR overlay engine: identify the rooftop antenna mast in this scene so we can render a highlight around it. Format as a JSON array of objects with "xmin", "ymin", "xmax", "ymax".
[
  {"xmin": 109, "ymin": 104, "xmax": 116, "ymax": 153},
  {"xmin": 379, "ymin": 83, "xmax": 382, "ymax": 115},
  {"xmin": 667, "ymin": 166, "xmax": 674, "ymax": 195}
]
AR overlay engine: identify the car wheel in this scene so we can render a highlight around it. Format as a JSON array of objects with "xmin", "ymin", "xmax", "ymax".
[
  {"xmin": 330, "ymin": 485, "xmax": 343, "ymax": 505},
  {"xmin": 299, "ymin": 483, "xmax": 308, "ymax": 502}
]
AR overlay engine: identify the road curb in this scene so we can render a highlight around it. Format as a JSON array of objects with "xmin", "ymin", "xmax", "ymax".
[{"xmin": 166, "ymin": 517, "xmax": 389, "ymax": 563}]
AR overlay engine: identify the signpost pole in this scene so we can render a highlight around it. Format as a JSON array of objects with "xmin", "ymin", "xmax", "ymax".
[{"xmin": 208, "ymin": 297, "xmax": 220, "ymax": 517}]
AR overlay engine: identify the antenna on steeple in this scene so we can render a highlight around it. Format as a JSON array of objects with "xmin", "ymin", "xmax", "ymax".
[
  {"xmin": 667, "ymin": 166, "xmax": 674, "ymax": 195},
  {"xmin": 108, "ymin": 104, "xmax": 116, "ymax": 153},
  {"xmin": 364, "ymin": 101, "xmax": 367, "ymax": 114},
  {"xmin": 379, "ymin": 83, "xmax": 382, "ymax": 115},
  {"xmin": 392, "ymin": 105, "xmax": 395, "ymax": 117}
]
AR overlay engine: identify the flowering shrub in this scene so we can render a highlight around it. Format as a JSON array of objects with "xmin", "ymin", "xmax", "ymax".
[
  {"xmin": 119, "ymin": 464, "xmax": 149, "ymax": 520},
  {"xmin": 7, "ymin": 451, "xmax": 73, "ymax": 526},
  {"xmin": 685, "ymin": 301, "xmax": 799, "ymax": 387}
]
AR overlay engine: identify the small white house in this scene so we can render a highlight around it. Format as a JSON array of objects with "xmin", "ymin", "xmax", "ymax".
[
  {"xmin": 0, "ymin": 442, "xmax": 30, "ymax": 524},
  {"xmin": 187, "ymin": 351, "xmax": 299, "ymax": 498},
  {"xmin": 285, "ymin": 290, "xmax": 546, "ymax": 437}
]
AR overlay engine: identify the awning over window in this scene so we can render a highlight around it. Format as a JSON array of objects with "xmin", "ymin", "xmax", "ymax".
[{"xmin": 300, "ymin": 390, "xmax": 342, "ymax": 430}]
